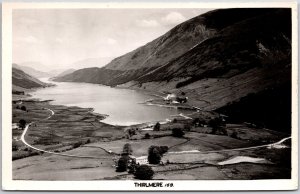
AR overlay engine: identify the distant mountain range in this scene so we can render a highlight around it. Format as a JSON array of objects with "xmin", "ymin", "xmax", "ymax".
[
  {"xmin": 52, "ymin": 8, "xmax": 292, "ymax": 132},
  {"xmin": 12, "ymin": 63, "xmax": 52, "ymax": 78},
  {"xmin": 12, "ymin": 66, "xmax": 49, "ymax": 92}
]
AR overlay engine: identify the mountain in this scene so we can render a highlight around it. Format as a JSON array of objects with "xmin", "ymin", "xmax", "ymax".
[
  {"xmin": 54, "ymin": 68, "xmax": 76, "ymax": 78},
  {"xmin": 12, "ymin": 66, "xmax": 49, "ymax": 91},
  {"xmin": 54, "ymin": 8, "xmax": 291, "ymax": 132},
  {"xmin": 12, "ymin": 63, "xmax": 51, "ymax": 78}
]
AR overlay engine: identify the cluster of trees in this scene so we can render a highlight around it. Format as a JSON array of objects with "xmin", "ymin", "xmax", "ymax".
[
  {"xmin": 16, "ymin": 105, "xmax": 27, "ymax": 111},
  {"xmin": 116, "ymin": 143, "xmax": 154, "ymax": 180},
  {"xmin": 208, "ymin": 117, "xmax": 227, "ymax": 135},
  {"xmin": 126, "ymin": 128, "xmax": 137, "ymax": 138},
  {"xmin": 148, "ymin": 145, "xmax": 168, "ymax": 164},
  {"xmin": 172, "ymin": 128, "xmax": 185, "ymax": 138}
]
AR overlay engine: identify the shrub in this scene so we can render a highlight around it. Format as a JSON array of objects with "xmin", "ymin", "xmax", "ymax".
[
  {"xmin": 144, "ymin": 133, "xmax": 150, "ymax": 139},
  {"xmin": 12, "ymin": 145, "xmax": 18, "ymax": 151},
  {"xmin": 134, "ymin": 165, "xmax": 154, "ymax": 180},
  {"xmin": 116, "ymin": 155, "xmax": 129, "ymax": 172},
  {"xmin": 153, "ymin": 122, "xmax": 160, "ymax": 131},
  {"xmin": 86, "ymin": 139, "xmax": 91, "ymax": 144},
  {"xmin": 72, "ymin": 141, "xmax": 82, "ymax": 149},
  {"xmin": 19, "ymin": 119, "xmax": 26, "ymax": 129},
  {"xmin": 184, "ymin": 124, "xmax": 191, "ymax": 131},
  {"xmin": 173, "ymin": 118, "xmax": 178, "ymax": 123},
  {"xmin": 21, "ymin": 106, "xmax": 27, "ymax": 111},
  {"xmin": 209, "ymin": 117, "xmax": 224, "ymax": 129},
  {"xmin": 128, "ymin": 128, "xmax": 136, "ymax": 137},
  {"xmin": 172, "ymin": 128, "xmax": 185, "ymax": 138},
  {"xmin": 230, "ymin": 131, "xmax": 238, "ymax": 139}
]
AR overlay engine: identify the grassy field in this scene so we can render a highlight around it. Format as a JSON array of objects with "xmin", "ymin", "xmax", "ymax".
[{"xmin": 12, "ymin": 99, "xmax": 291, "ymax": 180}]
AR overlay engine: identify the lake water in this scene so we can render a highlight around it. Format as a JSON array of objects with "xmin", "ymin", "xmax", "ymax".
[{"xmin": 30, "ymin": 79, "xmax": 188, "ymax": 126}]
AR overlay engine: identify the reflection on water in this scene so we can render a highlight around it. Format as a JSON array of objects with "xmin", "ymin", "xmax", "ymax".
[{"xmin": 30, "ymin": 78, "xmax": 188, "ymax": 126}]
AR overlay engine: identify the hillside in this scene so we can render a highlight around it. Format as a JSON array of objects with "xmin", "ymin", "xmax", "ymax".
[
  {"xmin": 12, "ymin": 67, "xmax": 49, "ymax": 91},
  {"xmin": 13, "ymin": 63, "xmax": 51, "ymax": 78},
  {"xmin": 54, "ymin": 8, "xmax": 291, "ymax": 132}
]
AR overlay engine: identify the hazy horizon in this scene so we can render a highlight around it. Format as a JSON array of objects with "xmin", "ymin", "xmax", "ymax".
[{"xmin": 13, "ymin": 8, "xmax": 212, "ymax": 71}]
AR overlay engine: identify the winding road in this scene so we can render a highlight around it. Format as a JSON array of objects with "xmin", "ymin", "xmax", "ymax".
[
  {"xmin": 20, "ymin": 107, "xmax": 111, "ymax": 159},
  {"xmin": 19, "ymin": 107, "xmax": 291, "ymax": 162}
]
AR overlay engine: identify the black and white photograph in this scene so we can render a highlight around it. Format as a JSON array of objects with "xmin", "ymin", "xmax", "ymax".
[{"xmin": 2, "ymin": 2, "xmax": 298, "ymax": 191}]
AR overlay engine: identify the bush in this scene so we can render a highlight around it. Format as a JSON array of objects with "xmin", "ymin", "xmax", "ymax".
[
  {"xmin": 173, "ymin": 118, "xmax": 178, "ymax": 123},
  {"xmin": 12, "ymin": 145, "xmax": 18, "ymax": 151},
  {"xmin": 184, "ymin": 124, "xmax": 191, "ymax": 131},
  {"xmin": 230, "ymin": 131, "xmax": 238, "ymax": 139},
  {"xmin": 209, "ymin": 117, "xmax": 224, "ymax": 129},
  {"xmin": 153, "ymin": 122, "xmax": 160, "ymax": 131},
  {"xmin": 21, "ymin": 106, "xmax": 27, "ymax": 111},
  {"xmin": 116, "ymin": 155, "xmax": 129, "ymax": 172},
  {"xmin": 134, "ymin": 165, "xmax": 154, "ymax": 180},
  {"xmin": 86, "ymin": 139, "xmax": 91, "ymax": 144},
  {"xmin": 72, "ymin": 141, "xmax": 82, "ymax": 149},
  {"xmin": 19, "ymin": 119, "xmax": 26, "ymax": 129},
  {"xmin": 127, "ymin": 128, "xmax": 136, "ymax": 137},
  {"xmin": 172, "ymin": 128, "xmax": 185, "ymax": 138},
  {"xmin": 144, "ymin": 133, "xmax": 150, "ymax": 139}
]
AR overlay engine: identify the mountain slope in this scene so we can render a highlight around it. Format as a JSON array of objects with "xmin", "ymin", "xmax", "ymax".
[
  {"xmin": 13, "ymin": 63, "xmax": 51, "ymax": 78},
  {"xmin": 12, "ymin": 67, "xmax": 48, "ymax": 90},
  {"xmin": 54, "ymin": 8, "xmax": 291, "ymax": 132}
]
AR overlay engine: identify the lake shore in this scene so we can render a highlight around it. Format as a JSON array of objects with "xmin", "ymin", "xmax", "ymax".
[{"xmin": 12, "ymin": 95, "xmax": 291, "ymax": 180}]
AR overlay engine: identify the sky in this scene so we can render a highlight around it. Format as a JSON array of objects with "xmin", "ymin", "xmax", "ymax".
[{"xmin": 13, "ymin": 8, "xmax": 212, "ymax": 71}]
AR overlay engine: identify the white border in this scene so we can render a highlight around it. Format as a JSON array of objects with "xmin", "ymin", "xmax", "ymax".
[{"xmin": 2, "ymin": 2, "xmax": 298, "ymax": 191}]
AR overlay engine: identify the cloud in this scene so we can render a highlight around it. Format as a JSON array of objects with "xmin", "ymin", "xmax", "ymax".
[
  {"xmin": 106, "ymin": 38, "xmax": 117, "ymax": 45},
  {"xmin": 162, "ymin": 12, "xmax": 186, "ymax": 25},
  {"xmin": 136, "ymin": 19, "xmax": 159, "ymax": 28}
]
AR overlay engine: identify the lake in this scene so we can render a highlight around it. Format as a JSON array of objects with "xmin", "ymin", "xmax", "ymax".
[{"xmin": 30, "ymin": 79, "xmax": 188, "ymax": 126}]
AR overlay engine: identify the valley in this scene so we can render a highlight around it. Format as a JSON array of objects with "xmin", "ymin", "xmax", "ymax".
[{"xmin": 11, "ymin": 8, "xmax": 292, "ymax": 181}]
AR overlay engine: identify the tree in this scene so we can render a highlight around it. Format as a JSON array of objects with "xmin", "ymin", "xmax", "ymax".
[
  {"xmin": 122, "ymin": 143, "xmax": 133, "ymax": 155},
  {"xmin": 116, "ymin": 155, "xmax": 129, "ymax": 172},
  {"xmin": 147, "ymin": 145, "xmax": 168, "ymax": 164},
  {"xmin": 158, "ymin": 146, "xmax": 168, "ymax": 155},
  {"xmin": 209, "ymin": 117, "xmax": 226, "ymax": 135},
  {"xmin": 21, "ymin": 106, "xmax": 27, "ymax": 111},
  {"xmin": 72, "ymin": 141, "xmax": 82, "ymax": 148},
  {"xmin": 153, "ymin": 122, "xmax": 160, "ymax": 131},
  {"xmin": 172, "ymin": 128, "xmax": 185, "ymax": 138},
  {"xmin": 144, "ymin": 133, "xmax": 150, "ymax": 139},
  {"xmin": 148, "ymin": 146, "xmax": 162, "ymax": 164},
  {"xmin": 19, "ymin": 119, "xmax": 26, "ymax": 129},
  {"xmin": 86, "ymin": 139, "xmax": 91, "ymax": 144},
  {"xmin": 230, "ymin": 131, "xmax": 238, "ymax": 139},
  {"xmin": 134, "ymin": 165, "xmax": 154, "ymax": 180},
  {"xmin": 128, "ymin": 158, "xmax": 138, "ymax": 174}
]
